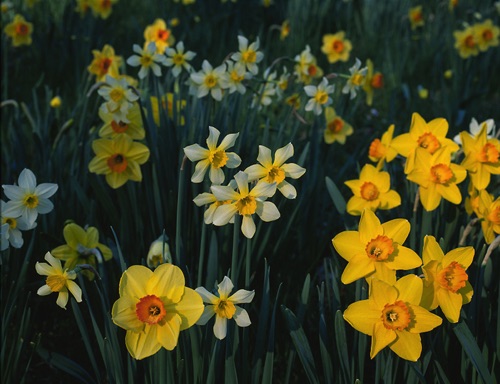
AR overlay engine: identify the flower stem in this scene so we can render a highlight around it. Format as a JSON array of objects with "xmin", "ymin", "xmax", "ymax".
[{"xmin": 231, "ymin": 215, "xmax": 241, "ymax": 284}]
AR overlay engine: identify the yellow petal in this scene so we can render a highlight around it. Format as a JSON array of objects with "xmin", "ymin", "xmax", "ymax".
[
  {"xmin": 379, "ymin": 190, "xmax": 401, "ymax": 210},
  {"xmin": 394, "ymin": 274, "xmax": 422, "ymax": 305},
  {"xmin": 420, "ymin": 279, "xmax": 437, "ymax": 310},
  {"xmin": 125, "ymin": 327, "xmax": 162, "ymax": 360},
  {"xmin": 371, "ymin": 321, "xmax": 397, "ymax": 359},
  {"xmin": 112, "ymin": 296, "xmax": 144, "ymax": 332},
  {"xmin": 370, "ymin": 279, "xmax": 398, "ymax": 309},
  {"xmin": 341, "ymin": 254, "xmax": 375, "ymax": 284},
  {"xmin": 343, "ymin": 300, "xmax": 380, "ymax": 336},
  {"xmin": 332, "ymin": 231, "xmax": 364, "ymax": 262},
  {"xmin": 442, "ymin": 246, "xmax": 474, "ymax": 269},
  {"xmin": 422, "ymin": 235, "xmax": 444, "ymax": 264},
  {"xmin": 391, "ymin": 133, "xmax": 414, "ymax": 157},
  {"xmin": 371, "ymin": 263, "xmax": 396, "ymax": 285},
  {"xmin": 148, "ymin": 263, "xmax": 185, "ymax": 303},
  {"xmin": 461, "ymin": 281, "xmax": 474, "ymax": 304},
  {"xmin": 389, "ymin": 331, "xmax": 421, "ymax": 361},
  {"xmin": 436, "ymin": 184, "xmax": 462, "ymax": 205},
  {"xmin": 385, "ymin": 245, "xmax": 422, "ymax": 271},
  {"xmin": 437, "ymin": 288, "xmax": 462, "ymax": 323},
  {"xmin": 427, "ymin": 117, "xmax": 448, "ymax": 138},
  {"xmin": 382, "ymin": 219, "xmax": 410, "ymax": 244},
  {"xmin": 120, "ymin": 265, "xmax": 152, "ymax": 298},
  {"xmin": 169, "ymin": 287, "xmax": 204, "ymax": 330},
  {"xmin": 408, "ymin": 305, "xmax": 442, "ymax": 333},
  {"xmin": 359, "ymin": 209, "xmax": 383, "ymax": 245},
  {"xmin": 419, "ymin": 185, "xmax": 441, "ymax": 211},
  {"xmin": 346, "ymin": 196, "xmax": 369, "ymax": 216},
  {"xmin": 63, "ymin": 223, "xmax": 87, "ymax": 250},
  {"xmin": 156, "ymin": 313, "xmax": 182, "ymax": 350}
]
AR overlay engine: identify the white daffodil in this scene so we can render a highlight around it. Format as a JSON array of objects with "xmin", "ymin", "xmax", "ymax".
[
  {"xmin": 164, "ymin": 41, "xmax": 196, "ymax": 78},
  {"xmin": 126, "ymin": 42, "xmax": 165, "ymax": 79},
  {"xmin": 146, "ymin": 235, "xmax": 172, "ymax": 268},
  {"xmin": 97, "ymin": 75, "xmax": 139, "ymax": 123},
  {"xmin": 1, "ymin": 199, "xmax": 35, "ymax": 250},
  {"xmin": 251, "ymin": 69, "xmax": 277, "ymax": 109},
  {"xmin": 193, "ymin": 180, "xmax": 237, "ymax": 224},
  {"xmin": 453, "ymin": 117, "xmax": 496, "ymax": 144},
  {"xmin": 2, "ymin": 168, "xmax": 58, "ymax": 227},
  {"xmin": 244, "ymin": 143, "xmax": 306, "ymax": 199},
  {"xmin": 304, "ymin": 77, "xmax": 334, "ymax": 115},
  {"xmin": 342, "ymin": 58, "xmax": 368, "ymax": 100},
  {"xmin": 211, "ymin": 171, "xmax": 280, "ymax": 239},
  {"xmin": 231, "ymin": 35, "xmax": 264, "ymax": 75},
  {"xmin": 190, "ymin": 60, "xmax": 229, "ymax": 101},
  {"xmin": 195, "ymin": 276, "xmax": 255, "ymax": 340},
  {"xmin": 184, "ymin": 126, "xmax": 241, "ymax": 185},
  {"xmin": 225, "ymin": 61, "xmax": 249, "ymax": 94}
]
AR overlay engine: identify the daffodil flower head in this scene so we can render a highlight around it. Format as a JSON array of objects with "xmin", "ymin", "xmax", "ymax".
[
  {"xmin": 343, "ymin": 275, "xmax": 442, "ymax": 361},
  {"xmin": 453, "ymin": 26, "xmax": 480, "ymax": 59},
  {"xmin": 244, "ymin": 143, "xmax": 306, "ymax": 199},
  {"xmin": 87, "ymin": 44, "xmax": 123, "ymax": 82},
  {"xmin": 475, "ymin": 19, "xmax": 500, "ymax": 51},
  {"xmin": 35, "ymin": 252, "xmax": 83, "ymax": 310},
  {"xmin": 225, "ymin": 61, "xmax": 249, "ymax": 95},
  {"xmin": 324, "ymin": 107, "xmax": 353, "ymax": 145},
  {"xmin": 321, "ymin": 31, "xmax": 352, "ymax": 63},
  {"xmin": 98, "ymin": 102, "xmax": 145, "ymax": 140},
  {"xmin": 183, "ymin": 126, "xmax": 241, "ymax": 185},
  {"xmin": 304, "ymin": 77, "xmax": 334, "ymax": 116},
  {"xmin": 195, "ymin": 276, "xmax": 255, "ymax": 340},
  {"xmin": 251, "ymin": 69, "xmax": 277, "ymax": 109},
  {"xmin": 97, "ymin": 75, "xmax": 139, "ymax": 123},
  {"xmin": 193, "ymin": 179, "xmax": 237, "ymax": 224},
  {"xmin": 126, "ymin": 42, "xmax": 166, "ymax": 79},
  {"xmin": 362, "ymin": 59, "xmax": 384, "ymax": 106},
  {"xmin": 409, "ymin": 6, "xmax": 425, "ymax": 30},
  {"xmin": 111, "ymin": 264, "xmax": 204, "ymax": 359},
  {"xmin": 231, "ymin": 35, "xmax": 264, "ymax": 75},
  {"xmin": 143, "ymin": 18, "xmax": 175, "ymax": 54},
  {"xmin": 89, "ymin": 0, "xmax": 117, "ymax": 19},
  {"xmin": 420, "ymin": 235, "xmax": 474, "ymax": 323},
  {"xmin": 294, "ymin": 45, "xmax": 323, "ymax": 84},
  {"xmin": 190, "ymin": 60, "xmax": 229, "ymax": 101},
  {"xmin": 2, "ymin": 168, "xmax": 58, "ymax": 227},
  {"xmin": 3, "ymin": 14, "xmax": 33, "ymax": 47},
  {"xmin": 368, "ymin": 124, "xmax": 398, "ymax": 169},
  {"xmin": 1, "ymin": 199, "xmax": 35, "ymax": 250},
  {"xmin": 342, "ymin": 58, "xmax": 368, "ymax": 100},
  {"xmin": 211, "ymin": 171, "xmax": 280, "ymax": 239},
  {"xmin": 164, "ymin": 41, "xmax": 196, "ymax": 78},
  {"xmin": 146, "ymin": 235, "xmax": 172, "ymax": 268}
]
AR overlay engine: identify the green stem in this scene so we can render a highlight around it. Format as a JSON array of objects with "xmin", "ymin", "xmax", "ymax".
[
  {"xmin": 175, "ymin": 156, "xmax": 187, "ymax": 266},
  {"xmin": 197, "ymin": 219, "xmax": 207, "ymax": 287},
  {"xmin": 245, "ymin": 237, "xmax": 251, "ymax": 288},
  {"xmin": 231, "ymin": 215, "xmax": 241, "ymax": 284}
]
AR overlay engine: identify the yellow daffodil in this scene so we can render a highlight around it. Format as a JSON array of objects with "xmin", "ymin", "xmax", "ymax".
[
  {"xmin": 50, "ymin": 96, "xmax": 62, "ymax": 109},
  {"xmin": 150, "ymin": 93, "xmax": 186, "ymax": 126},
  {"xmin": 244, "ymin": 143, "xmax": 306, "ymax": 199},
  {"xmin": 294, "ymin": 45, "xmax": 323, "ymax": 85},
  {"xmin": 323, "ymin": 107, "xmax": 353, "ymax": 145},
  {"xmin": 321, "ymin": 31, "xmax": 352, "ymax": 63},
  {"xmin": 343, "ymin": 275, "xmax": 442, "ymax": 361},
  {"xmin": 368, "ymin": 124, "xmax": 398, "ymax": 169},
  {"xmin": 3, "ymin": 14, "xmax": 33, "ymax": 47},
  {"xmin": 409, "ymin": 6, "xmax": 424, "ymax": 30},
  {"xmin": 475, "ymin": 19, "xmax": 499, "ymax": 51},
  {"xmin": 362, "ymin": 59, "xmax": 384, "ymax": 106},
  {"xmin": 89, "ymin": 0, "xmax": 117, "ymax": 19},
  {"xmin": 407, "ymin": 147, "xmax": 467, "ymax": 211},
  {"xmin": 477, "ymin": 190, "xmax": 500, "ymax": 244},
  {"xmin": 391, "ymin": 112, "xmax": 459, "ymax": 173},
  {"xmin": 231, "ymin": 35, "xmax": 264, "ymax": 76},
  {"xmin": 345, "ymin": 164, "xmax": 401, "ymax": 216},
  {"xmin": 454, "ymin": 26, "xmax": 480, "ymax": 59},
  {"xmin": 420, "ymin": 235, "xmax": 474, "ymax": 323},
  {"xmin": 111, "ymin": 264, "xmax": 203, "ymax": 360},
  {"xmin": 464, "ymin": 185, "xmax": 482, "ymax": 217},
  {"xmin": 333, "ymin": 209, "xmax": 421, "ymax": 285},
  {"xmin": 146, "ymin": 235, "xmax": 172, "ymax": 268},
  {"xmin": 88, "ymin": 134, "xmax": 150, "ymax": 189},
  {"xmin": 280, "ymin": 20, "xmax": 290, "ymax": 40},
  {"xmin": 183, "ymin": 126, "xmax": 241, "ymax": 184},
  {"xmin": 87, "ymin": 44, "xmax": 123, "ymax": 82},
  {"xmin": 35, "ymin": 252, "xmax": 83, "ymax": 310},
  {"xmin": 460, "ymin": 125, "xmax": 500, "ymax": 190},
  {"xmin": 98, "ymin": 102, "xmax": 145, "ymax": 140},
  {"xmin": 195, "ymin": 276, "xmax": 254, "ymax": 340},
  {"xmin": 51, "ymin": 223, "xmax": 112, "ymax": 280},
  {"xmin": 143, "ymin": 18, "xmax": 174, "ymax": 54}
]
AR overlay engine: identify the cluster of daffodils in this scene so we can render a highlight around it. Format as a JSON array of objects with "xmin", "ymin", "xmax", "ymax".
[
  {"xmin": 334, "ymin": 208, "xmax": 475, "ymax": 361},
  {"xmin": 1, "ymin": 168, "xmax": 58, "ymax": 251},
  {"xmin": 184, "ymin": 126, "xmax": 306, "ymax": 239},
  {"xmin": 454, "ymin": 19, "xmax": 499, "ymax": 59}
]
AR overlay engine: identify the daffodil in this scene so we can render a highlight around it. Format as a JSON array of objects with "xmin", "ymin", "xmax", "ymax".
[
  {"xmin": 304, "ymin": 77, "xmax": 334, "ymax": 116},
  {"xmin": 35, "ymin": 252, "xmax": 83, "ymax": 310},
  {"xmin": 183, "ymin": 126, "xmax": 241, "ymax": 184},
  {"xmin": 362, "ymin": 59, "xmax": 384, "ymax": 106},
  {"xmin": 464, "ymin": 186, "xmax": 482, "ymax": 217},
  {"xmin": 111, "ymin": 264, "xmax": 204, "ymax": 360},
  {"xmin": 193, "ymin": 180, "xmax": 237, "ymax": 225},
  {"xmin": 368, "ymin": 124, "xmax": 398, "ymax": 169},
  {"xmin": 150, "ymin": 93, "xmax": 186, "ymax": 126},
  {"xmin": 409, "ymin": 6, "xmax": 424, "ymax": 30},
  {"xmin": 126, "ymin": 42, "xmax": 166, "ymax": 79},
  {"xmin": 2, "ymin": 168, "xmax": 58, "ymax": 227},
  {"xmin": 143, "ymin": 18, "xmax": 174, "ymax": 54},
  {"xmin": 333, "ymin": 209, "xmax": 421, "ymax": 285},
  {"xmin": 475, "ymin": 19, "xmax": 499, "ymax": 51},
  {"xmin": 225, "ymin": 61, "xmax": 249, "ymax": 95},
  {"xmin": 453, "ymin": 26, "xmax": 480, "ymax": 59},
  {"xmin": 321, "ymin": 31, "xmax": 352, "ymax": 63},
  {"xmin": 3, "ymin": 14, "xmax": 33, "ymax": 47},
  {"xmin": 89, "ymin": 0, "xmax": 117, "ymax": 19},
  {"xmin": 164, "ymin": 41, "xmax": 196, "ymax": 77},
  {"xmin": 87, "ymin": 44, "xmax": 122, "ymax": 82},
  {"xmin": 97, "ymin": 75, "xmax": 139, "ymax": 123},
  {"xmin": 477, "ymin": 190, "xmax": 500, "ymax": 244},
  {"xmin": 406, "ymin": 147, "xmax": 467, "ymax": 211},
  {"xmin": 190, "ymin": 60, "xmax": 228, "ymax": 101},
  {"xmin": 343, "ymin": 275, "xmax": 442, "ymax": 361},
  {"xmin": 294, "ymin": 45, "xmax": 323, "ymax": 84},
  {"xmin": 420, "ymin": 235, "xmax": 474, "ymax": 323},
  {"xmin": 276, "ymin": 67, "xmax": 290, "ymax": 99},
  {"xmin": 460, "ymin": 125, "xmax": 500, "ymax": 190},
  {"xmin": 323, "ymin": 107, "xmax": 353, "ymax": 145},
  {"xmin": 1, "ymin": 199, "xmax": 34, "ymax": 250},
  {"xmin": 280, "ymin": 20, "xmax": 290, "ymax": 40},
  {"xmin": 344, "ymin": 164, "xmax": 401, "ymax": 216},
  {"xmin": 98, "ymin": 102, "xmax": 145, "ymax": 139},
  {"xmin": 195, "ymin": 276, "xmax": 254, "ymax": 340},
  {"xmin": 453, "ymin": 117, "xmax": 495, "ymax": 144},
  {"xmin": 50, "ymin": 96, "xmax": 62, "ymax": 109},
  {"xmin": 244, "ymin": 143, "xmax": 306, "ymax": 199},
  {"xmin": 251, "ymin": 69, "xmax": 277, "ymax": 109},
  {"xmin": 51, "ymin": 223, "xmax": 113, "ymax": 280},
  {"xmin": 231, "ymin": 35, "xmax": 264, "ymax": 75},
  {"xmin": 211, "ymin": 171, "xmax": 279, "ymax": 239},
  {"xmin": 342, "ymin": 58, "xmax": 367, "ymax": 100},
  {"xmin": 88, "ymin": 134, "xmax": 150, "ymax": 189},
  {"xmin": 146, "ymin": 235, "xmax": 172, "ymax": 268}
]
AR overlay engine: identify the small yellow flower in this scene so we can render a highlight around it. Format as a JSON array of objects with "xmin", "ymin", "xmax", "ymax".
[
  {"xmin": 146, "ymin": 236, "xmax": 172, "ymax": 268},
  {"xmin": 323, "ymin": 107, "xmax": 353, "ymax": 145},
  {"xmin": 475, "ymin": 19, "xmax": 500, "ymax": 51},
  {"xmin": 409, "ymin": 6, "xmax": 424, "ymax": 30},
  {"xmin": 362, "ymin": 59, "xmax": 384, "ymax": 106},
  {"xmin": 143, "ymin": 18, "xmax": 175, "ymax": 54},
  {"xmin": 454, "ymin": 26, "xmax": 480, "ymax": 59},
  {"xmin": 50, "ymin": 96, "xmax": 62, "ymax": 109},
  {"xmin": 368, "ymin": 124, "xmax": 398, "ymax": 169},
  {"xmin": 321, "ymin": 31, "xmax": 352, "ymax": 63},
  {"xmin": 87, "ymin": 44, "xmax": 123, "ymax": 82},
  {"xmin": 418, "ymin": 86, "xmax": 428, "ymax": 99},
  {"xmin": 444, "ymin": 69, "xmax": 453, "ymax": 79},
  {"xmin": 89, "ymin": 0, "xmax": 117, "ymax": 20},
  {"xmin": 280, "ymin": 20, "xmax": 290, "ymax": 40},
  {"xmin": 3, "ymin": 14, "xmax": 33, "ymax": 47}
]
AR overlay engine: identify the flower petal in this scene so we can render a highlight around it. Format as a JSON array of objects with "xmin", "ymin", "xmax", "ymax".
[
  {"xmin": 112, "ymin": 296, "xmax": 144, "ymax": 332},
  {"xmin": 213, "ymin": 315, "xmax": 228, "ymax": 340},
  {"xmin": 148, "ymin": 263, "xmax": 185, "ymax": 303},
  {"xmin": 125, "ymin": 327, "xmax": 162, "ymax": 360},
  {"xmin": 389, "ymin": 331, "xmax": 421, "ymax": 361},
  {"xmin": 371, "ymin": 321, "xmax": 397, "ymax": 359},
  {"xmin": 233, "ymin": 306, "xmax": 251, "ymax": 327}
]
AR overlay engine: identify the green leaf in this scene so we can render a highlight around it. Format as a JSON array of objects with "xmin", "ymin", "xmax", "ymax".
[
  {"xmin": 36, "ymin": 346, "xmax": 96, "ymax": 384},
  {"xmin": 325, "ymin": 176, "xmax": 346, "ymax": 215},
  {"xmin": 334, "ymin": 310, "xmax": 351, "ymax": 382}
]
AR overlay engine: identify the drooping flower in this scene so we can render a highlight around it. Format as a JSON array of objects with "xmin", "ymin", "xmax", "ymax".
[
  {"xmin": 420, "ymin": 235, "xmax": 474, "ymax": 323},
  {"xmin": 368, "ymin": 124, "xmax": 398, "ymax": 169},
  {"xmin": 406, "ymin": 147, "xmax": 467, "ymax": 211},
  {"xmin": 475, "ymin": 19, "xmax": 499, "ymax": 51},
  {"xmin": 321, "ymin": 31, "xmax": 352, "ymax": 63},
  {"xmin": 87, "ymin": 45, "xmax": 122, "ymax": 82},
  {"xmin": 2, "ymin": 168, "xmax": 58, "ymax": 227},
  {"xmin": 477, "ymin": 190, "xmax": 500, "ymax": 244},
  {"xmin": 88, "ymin": 134, "xmax": 150, "ymax": 189},
  {"xmin": 231, "ymin": 35, "xmax": 264, "ymax": 75},
  {"xmin": 333, "ymin": 209, "xmax": 421, "ymax": 285},
  {"xmin": 35, "ymin": 252, "xmax": 83, "ymax": 310},
  {"xmin": 409, "ymin": 6, "xmax": 425, "ymax": 30},
  {"xmin": 111, "ymin": 264, "xmax": 204, "ymax": 360},
  {"xmin": 460, "ymin": 125, "xmax": 500, "ymax": 190},
  {"xmin": 150, "ymin": 93, "xmax": 186, "ymax": 126},
  {"xmin": 190, "ymin": 60, "xmax": 228, "ymax": 101},
  {"xmin": 294, "ymin": 45, "xmax": 323, "ymax": 84},
  {"xmin": 146, "ymin": 235, "xmax": 172, "ymax": 268},
  {"xmin": 143, "ymin": 18, "xmax": 174, "ymax": 54},
  {"xmin": 343, "ymin": 275, "xmax": 442, "ymax": 361},
  {"xmin": 344, "ymin": 164, "xmax": 401, "ymax": 216},
  {"xmin": 183, "ymin": 126, "xmax": 241, "ymax": 184},
  {"xmin": 342, "ymin": 58, "xmax": 368, "ymax": 100},
  {"xmin": 51, "ymin": 223, "xmax": 113, "ymax": 280},
  {"xmin": 126, "ymin": 42, "xmax": 166, "ymax": 79},
  {"xmin": 211, "ymin": 171, "xmax": 279, "ymax": 239},
  {"xmin": 453, "ymin": 26, "xmax": 480, "ymax": 59},
  {"xmin": 3, "ymin": 14, "xmax": 33, "ymax": 47},
  {"xmin": 1, "ymin": 199, "xmax": 35, "ymax": 250},
  {"xmin": 244, "ymin": 143, "xmax": 306, "ymax": 199},
  {"xmin": 362, "ymin": 59, "xmax": 384, "ymax": 106},
  {"xmin": 323, "ymin": 107, "xmax": 353, "ymax": 145},
  {"xmin": 304, "ymin": 77, "xmax": 334, "ymax": 116},
  {"xmin": 97, "ymin": 75, "xmax": 139, "ymax": 123},
  {"xmin": 195, "ymin": 276, "xmax": 255, "ymax": 340},
  {"xmin": 164, "ymin": 41, "xmax": 196, "ymax": 77},
  {"xmin": 98, "ymin": 102, "xmax": 145, "ymax": 140}
]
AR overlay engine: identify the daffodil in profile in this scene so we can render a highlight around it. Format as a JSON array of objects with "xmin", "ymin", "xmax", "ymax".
[
  {"xmin": 244, "ymin": 143, "xmax": 306, "ymax": 199},
  {"xmin": 344, "ymin": 164, "xmax": 401, "ymax": 216},
  {"xmin": 362, "ymin": 59, "xmax": 384, "ymax": 106},
  {"xmin": 343, "ymin": 275, "xmax": 442, "ymax": 361},
  {"xmin": 333, "ymin": 209, "xmax": 421, "ymax": 285},
  {"xmin": 35, "ymin": 252, "xmax": 83, "ymax": 310},
  {"xmin": 111, "ymin": 264, "xmax": 204, "ymax": 360},
  {"xmin": 183, "ymin": 126, "xmax": 241, "ymax": 184},
  {"xmin": 146, "ymin": 235, "xmax": 172, "ymax": 269},
  {"xmin": 477, "ymin": 190, "xmax": 500, "ymax": 244},
  {"xmin": 342, "ymin": 58, "xmax": 367, "ymax": 100},
  {"xmin": 195, "ymin": 276, "xmax": 255, "ymax": 340},
  {"xmin": 420, "ymin": 236, "xmax": 474, "ymax": 323},
  {"xmin": 368, "ymin": 124, "xmax": 398, "ymax": 169}
]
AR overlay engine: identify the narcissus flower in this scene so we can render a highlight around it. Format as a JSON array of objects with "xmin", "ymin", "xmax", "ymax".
[
  {"xmin": 294, "ymin": 45, "xmax": 323, "ymax": 84},
  {"xmin": 252, "ymin": 70, "xmax": 277, "ymax": 109},
  {"xmin": 143, "ymin": 18, "xmax": 174, "ymax": 54},
  {"xmin": 368, "ymin": 124, "xmax": 398, "ymax": 169},
  {"xmin": 111, "ymin": 264, "xmax": 204, "ymax": 360},
  {"xmin": 453, "ymin": 117, "xmax": 495, "ymax": 144},
  {"xmin": 343, "ymin": 275, "xmax": 442, "ymax": 361},
  {"xmin": 333, "ymin": 209, "xmax": 421, "ymax": 285},
  {"xmin": 195, "ymin": 276, "xmax": 254, "ymax": 340},
  {"xmin": 126, "ymin": 42, "xmax": 166, "ymax": 79},
  {"xmin": 231, "ymin": 35, "xmax": 264, "ymax": 75},
  {"xmin": 280, "ymin": 20, "xmax": 290, "ymax": 40},
  {"xmin": 87, "ymin": 44, "xmax": 123, "ymax": 82},
  {"xmin": 211, "ymin": 171, "xmax": 279, "ymax": 239},
  {"xmin": 183, "ymin": 126, "xmax": 241, "ymax": 184},
  {"xmin": 323, "ymin": 107, "xmax": 353, "ymax": 145},
  {"xmin": 344, "ymin": 164, "xmax": 401, "ymax": 216},
  {"xmin": 420, "ymin": 235, "xmax": 474, "ymax": 323},
  {"xmin": 475, "ymin": 19, "xmax": 499, "ymax": 51},
  {"xmin": 146, "ymin": 235, "xmax": 172, "ymax": 268},
  {"xmin": 193, "ymin": 185, "xmax": 235, "ymax": 225},
  {"xmin": 454, "ymin": 26, "xmax": 480, "ymax": 59},
  {"xmin": 342, "ymin": 58, "xmax": 367, "ymax": 100},
  {"xmin": 2, "ymin": 168, "xmax": 58, "ymax": 227},
  {"xmin": 409, "ymin": 6, "xmax": 424, "ymax": 30},
  {"xmin": 1, "ymin": 200, "xmax": 34, "ymax": 250},
  {"xmin": 51, "ymin": 223, "xmax": 112, "ymax": 280},
  {"xmin": 164, "ymin": 41, "xmax": 196, "ymax": 77},
  {"xmin": 89, "ymin": 0, "xmax": 117, "ymax": 19},
  {"xmin": 35, "ymin": 252, "xmax": 82, "ymax": 310},
  {"xmin": 98, "ymin": 102, "xmax": 145, "ymax": 139},
  {"xmin": 3, "ymin": 14, "xmax": 33, "ymax": 47},
  {"xmin": 460, "ymin": 125, "xmax": 500, "ymax": 190},
  {"xmin": 304, "ymin": 77, "xmax": 334, "ymax": 115},
  {"xmin": 244, "ymin": 143, "xmax": 306, "ymax": 199},
  {"xmin": 50, "ymin": 96, "xmax": 62, "ymax": 109},
  {"xmin": 225, "ymin": 61, "xmax": 249, "ymax": 95},
  {"xmin": 406, "ymin": 147, "xmax": 467, "ymax": 211},
  {"xmin": 190, "ymin": 60, "xmax": 228, "ymax": 101},
  {"xmin": 88, "ymin": 134, "xmax": 150, "ymax": 189},
  {"xmin": 97, "ymin": 76, "xmax": 139, "ymax": 123},
  {"xmin": 321, "ymin": 31, "xmax": 352, "ymax": 63},
  {"xmin": 362, "ymin": 59, "xmax": 384, "ymax": 106},
  {"xmin": 477, "ymin": 190, "xmax": 500, "ymax": 244}
]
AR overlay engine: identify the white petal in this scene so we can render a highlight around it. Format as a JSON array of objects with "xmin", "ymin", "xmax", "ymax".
[
  {"xmin": 274, "ymin": 143, "xmax": 294, "ymax": 166},
  {"xmin": 37, "ymin": 285, "xmax": 52, "ymax": 296},
  {"xmin": 209, "ymin": 167, "xmax": 225, "ymax": 185},
  {"xmin": 228, "ymin": 289, "xmax": 255, "ymax": 304},
  {"xmin": 277, "ymin": 181, "xmax": 297, "ymax": 199},
  {"xmin": 184, "ymin": 144, "xmax": 209, "ymax": 162},
  {"xmin": 233, "ymin": 171, "xmax": 249, "ymax": 196},
  {"xmin": 35, "ymin": 262, "xmax": 53, "ymax": 276},
  {"xmin": 207, "ymin": 126, "xmax": 221, "ymax": 150},
  {"xmin": 217, "ymin": 276, "xmax": 234, "ymax": 297},
  {"xmin": 8, "ymin": 228, "xmax": 23, "ymax": 248},
  {"xmin": 196, "ymin": 305, "xmax": 216, "ymax": 325},
  {"xmin": 67, "ymin": 280, "xmax": 83, "ymax": 303},
  {"xmin": 225, "ymin": 153, "xmax": 242, "ymax": 169},
  {"xmin": 3, "ymin": 185, "xmax": 25, "ymax": 200},
  {"xmin": 213, "ymin": 315, "xmax": 227, "ymax": 340},
  {"xmin": 256, "ymin": 201, "xmax": 280, "ymax": 222},
  {"xmin": 241, "ymin": 215, "xmax": 256, "ymax": 239},
  {"xmin": 126, "ymin": 56, "xmax": 141, "ymax": 67},
  {"xmin": 233, "ymin": 306, "xmax": 251, "ymax": 327},
  {"xmin": 218, "ymin": 133, "xmax": 239, "ymax": 151},
  {"xmin": 251, "ymin": 181, "xmax": 276, "ymax": 198},
  {"xmin": 303, "ymin": 85, "xmax": 316, "ymax": 97},
  {"xmin": 244, "ymin": 164, "xmax": 267, "ymax": 181},
  {"xmin": 34, "ymin": 183, "xmax": 58, "ymax": 198},
  {"xmin": 36, "ymin": 199, "xmax": 54, "ymax": 214},
  {"xmin": 191, "ymin": 160, "xmax": 210, "ymax": 183},
  {"xmin": 193, "ymin": 192, "xmax": 216, "ymax": 206},
  {"xmin": 210, "ymin": 185, "xmax": 239, "ymax": 201},
  {"xmin": 281, "ymin": 163, "xmax": 306, "ymax": 179},
  {"xmin": 212, "ymin": 205, "xmax": 238, "ymax": 226},
  {"xmin": 256, "ymin": 145, "xmax": 273, "ymax": 167},
  {"xmin": 195, "ymin": 287, "xmax": 219, "ymax": 304},
  {"xmin": 18, "ymin": 169, "xmax": 36, "ymax": 191},
  {"xmin": 56, "ymin": 291, "xmax": 69, "ymax": 309}
]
